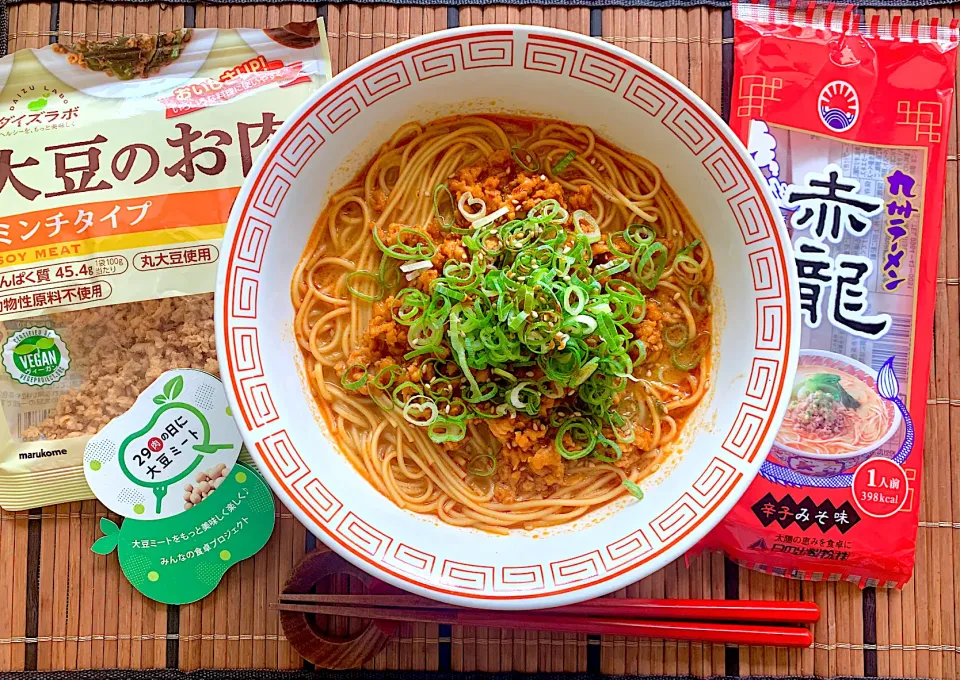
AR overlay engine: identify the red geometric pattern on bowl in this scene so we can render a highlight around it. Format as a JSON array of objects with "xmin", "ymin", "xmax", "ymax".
[
  {"xmin": 410, "ymin": 37, "xmax": 513, "ymax": 81},
  {"xmin": 220, "ymin": 27, "xmax": 794, "ymax": 602},
  {"xmin": 769, "ymin": 354, "xmax": 899, "ymax": 477}
]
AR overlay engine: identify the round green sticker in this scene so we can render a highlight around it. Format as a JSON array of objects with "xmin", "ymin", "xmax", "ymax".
[{"xmin": 3, "ymin": 327, "xmax": 70, "ymax": 386}]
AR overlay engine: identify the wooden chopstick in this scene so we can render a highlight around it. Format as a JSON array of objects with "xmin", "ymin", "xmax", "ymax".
[
  {"xmin": 278, "ymin": 593, "xmax": 820, "ymax": 624},
  {"xmin": 275, "ymin": 602, "xmax": 814, "ymax": 648}
]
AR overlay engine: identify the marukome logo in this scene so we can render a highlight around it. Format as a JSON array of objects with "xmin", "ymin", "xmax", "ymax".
[{"xmin": 1, "ymin": 85, "xmax": 78, "ymax": 136}]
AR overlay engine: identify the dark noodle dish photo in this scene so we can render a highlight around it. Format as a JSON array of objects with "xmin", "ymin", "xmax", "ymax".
[
  {"xmin": 292, "ymin": 115, "xmax": 714, "ymax": 534},
  {"xmin": 52, "ymin": 29, "xmax": 193, "ymax": 81}
]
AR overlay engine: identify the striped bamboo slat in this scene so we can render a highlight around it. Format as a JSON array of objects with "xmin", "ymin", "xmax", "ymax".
[{"xmin": 3, "ymin": 2, "xmax": 960, "ymax": 676}]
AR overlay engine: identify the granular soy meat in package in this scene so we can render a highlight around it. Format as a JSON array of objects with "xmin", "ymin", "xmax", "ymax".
[
  {"xmin": 0, "ymin": 22, "xmax": 331, "ymax": 509},
  {"xmin": 690, "ymin": 2, "xmax": 958, "ymax": 586}
]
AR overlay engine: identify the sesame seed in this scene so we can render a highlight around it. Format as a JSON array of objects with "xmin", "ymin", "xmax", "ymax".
[{"xmin": 540, "ymin": 175, "xmax": 547, "ymax": 181}]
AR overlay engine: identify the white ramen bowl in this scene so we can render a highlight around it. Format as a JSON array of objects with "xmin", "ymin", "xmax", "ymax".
[
  {"xmin": 769, "ymin": 350, "xmax": 902, "ymax": 477},
  {"xmin": 216, "ymin": 26, "xmax": 800, "ymax": 609}
]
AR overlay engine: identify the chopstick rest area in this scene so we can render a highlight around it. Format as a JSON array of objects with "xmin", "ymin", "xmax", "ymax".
[{"xmin": 276, "ymin": 549, "xmax": 819, "ymax": 668}]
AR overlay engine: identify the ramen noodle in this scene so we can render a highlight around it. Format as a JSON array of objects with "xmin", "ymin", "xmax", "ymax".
[
  {"xmin": 778, "ymin": 364, "xmax": 893, "ymax": 456},
  {"xmin": 691, "ymin": 1, "xmax": 958, "ymax": 587},
  {"xmin": 293, "ymin": 115, "xmax": 714, "ymax": 533},
  {"xmin": 0, "ymin": 22, "xmax": 331, "ymax": 510}
]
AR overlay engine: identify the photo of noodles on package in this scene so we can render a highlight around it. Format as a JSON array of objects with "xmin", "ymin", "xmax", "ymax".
[
  {"xmin": 760, "ymin": 125, "xmax": 915, "ymax": 479},
  {"xmin": 691, "ymin": 2, "xmax": 958, "ymax": 587},
  {"xmin": 0, "ymin": 21, "xmax": 331, "ymax": 510}
]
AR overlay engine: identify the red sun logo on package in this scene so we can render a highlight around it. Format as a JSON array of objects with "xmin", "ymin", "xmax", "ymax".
[{"xmin": 818, "ymin": 80, "xmax": 860, "ymax": 132}]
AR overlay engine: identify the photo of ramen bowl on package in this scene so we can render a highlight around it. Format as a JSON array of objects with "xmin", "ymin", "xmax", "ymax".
[
  {"xmin": 771, "ymin": 350, "xmax": 903, "ymax": 477},
  {"xmin": 0, "ymin": 22, "xmax": 331, "ymax": 510}
]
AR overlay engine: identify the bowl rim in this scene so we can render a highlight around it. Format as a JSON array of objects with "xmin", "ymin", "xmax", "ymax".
[
  {"xmin": 771, "ymin": 349, "xmax": 903, "ymax": 461},
  {"xmin": 214, "ymin": 23, "xmax": 800, "ymax": 609}
]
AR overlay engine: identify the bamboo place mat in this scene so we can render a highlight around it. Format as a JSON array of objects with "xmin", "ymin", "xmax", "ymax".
[{"xmin": 3, "ymin": 3, "xmax": 960, "ymax": 678}]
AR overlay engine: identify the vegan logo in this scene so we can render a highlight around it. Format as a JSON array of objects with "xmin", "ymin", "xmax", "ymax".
[
  {"xmin": 818, "ymin": 81, "xmax": 859, "ymax": 132},
  {"xmin": 2, "ymin": 327, "xmax": 70, "ymax": 386}
]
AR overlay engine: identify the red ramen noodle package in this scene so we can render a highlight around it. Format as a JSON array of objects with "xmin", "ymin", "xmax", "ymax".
[
  {"xmin": 0, "ymin": 22, "xmax": 331, "ymax": 510},
  {"xmin": 692, "ymin": 2, "xmax": 958, "ymax": 586}
]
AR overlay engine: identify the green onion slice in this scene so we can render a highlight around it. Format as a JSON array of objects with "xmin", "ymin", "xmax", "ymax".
[
  {"xmin": 673, "ymin": 239, "xmax": 703, "ymax": 284},
  {"xmin": 379, "ymin": 257, "xmax": 402, "ymax": 289},
  {"xmin": 402, "ymin": 395, "xmax": 439, "ymax": 427},
  {"xmin": 555, "ymin": 417, "xmax": 597, "ymax": 459},
  {"xmin": 624, "ymin": 223, "xmax": 656, "ymax": 249},
  {"xmin": 466, "ymin": 453, "xmax": 497, "ymax": 477},
  {"xmin": 688, "ymin": 284, "xmax": 708, "ymax": 313},
  {"xmin": 663, "ymin": 323, "xmax": 689, "ymax": 349},
  {"xmin": 428, "ymin": 418, "xmax": 467, "ymax": 443},
  {"xmin": 392, "ymin": 380, "xmax": 423, "ymax": 406},
  {"xmin": 573, "ymin": 210, "xmax": 602, "ymax": 243},
  {"xmin": 373, "ymin": 225, "xmax": 437, "ymax": 261},
  {"xmin": 607, "ymin": 232, "xmax": 634, "ymax": 258},
  {"xmin": 393, "ymin": 288, "xmax": 429, "ymax": 325},
  {"xmin": 633, "ymin": 242, "xmax": 668, "ymax": 290},
  {"xmin": 608, "ymin": 411, "xmax": 636, "ymax": 443},
  {"xmin": 592, "ymin": 435, "xmax": 623, "ymax": 463},
  {"xmin": 433, "ymin": 184, "xmax": 456, "ymax": 230},
  {"xmin": 345, "ymin": 270, "xmax": 384, "ymax": 302},
  {"xmin": 369, "ymin": 386, "xmax": 394, "ymax": 412},
  {"xmin": 511, "ymin": 145, "xmax": 540, "ymax": 173},
  {"xmin": 341, "ymin": 364, "xmax": 368, "ymax": 390},
  {"xmin": 671, "ymin": 331, "xmax": 710, "ymax": 371},
  {"xmin": 551, "ymin": 150, "xmax": 577, "ymax": 175},
  {"xmin": 373, "ymin": 364, "xmax": 403, "ymax": 390},
  {"xmin": 622, "ymin": 479, "xmax": 645, "ymax": 500}
]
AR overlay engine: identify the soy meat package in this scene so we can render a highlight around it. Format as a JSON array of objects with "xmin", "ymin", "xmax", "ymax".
[
  {"xmin": 691, "ymin": 2, "xmax": 958, "ymax": 586},
  {"xmin": 0, "ymin": 23, "xmax": 331, "ymax": 509}
]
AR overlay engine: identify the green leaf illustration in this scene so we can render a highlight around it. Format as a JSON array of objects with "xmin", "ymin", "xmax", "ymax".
[
  {"xmin": 100, "ymin": 517, "xmax": 120, "ymax": 536},
  {"xmin": 91, "ymin": 533, "xmax": 120, "ymax": 555},
  {"xmin": 164, "ymin": 376, "xmax": 184, "ymax": 401},
  {"xmin": 153, "ymin": 395, "xmax": 166, "ymax": 405}
]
